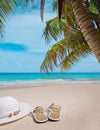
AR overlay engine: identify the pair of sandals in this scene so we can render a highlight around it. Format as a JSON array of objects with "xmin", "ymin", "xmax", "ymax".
[{"xmin": 31, "ymin": 103, "xmax": 61, "ymax": 123}]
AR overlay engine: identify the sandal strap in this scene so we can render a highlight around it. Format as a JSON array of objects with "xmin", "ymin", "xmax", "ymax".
[
  {"xmin": 49, "ymin": 103, "xmax": 61, "ymax": 110},
  {"xmin": 33, "ymin": 106, "xmax": 44, "ymax": 113},
  {"xmin": 34, "ymin": 106, "xmax": 43, "ymax": 110}
]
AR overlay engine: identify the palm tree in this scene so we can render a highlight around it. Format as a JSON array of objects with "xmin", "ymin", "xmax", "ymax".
[
  {"xmin": 41, "ymin": 31, "xmax": 91, "ymax": 72},
  {"xmin": 40, "ymin": 7, "xmax": 92, "ymax": 72},
  {"xmin": 40, "ymin": 0, "xmax": 100, "ymax": 63},
  {"xmin": 58, "ymin": 0, "xmax": 100, "ymax": 63},
  {"xmin": 40, "ymin": 1, "xmax": 100, "ymax": 72}
]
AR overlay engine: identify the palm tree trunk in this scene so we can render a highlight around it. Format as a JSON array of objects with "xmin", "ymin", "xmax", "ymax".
[{"xmin": 71, "ymin": 0, "xmax": 100, "ymax": 63}]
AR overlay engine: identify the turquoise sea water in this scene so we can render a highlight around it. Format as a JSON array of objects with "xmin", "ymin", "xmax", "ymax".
[{"xmin": 0, "ymin": 73, "xmax": 100, "ymax": 85}]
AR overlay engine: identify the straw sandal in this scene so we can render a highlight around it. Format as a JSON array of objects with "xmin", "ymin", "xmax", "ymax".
[
  {"xmin": 47, "ymin": 103, "xmax": 61, "ymax": 121},
  {"xmin": 32, "ymin": 106, "xmax": 48, "ymax": 123}
]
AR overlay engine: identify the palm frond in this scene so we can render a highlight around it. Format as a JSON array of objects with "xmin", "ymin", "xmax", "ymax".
[
  {"xmin": 40, "ymin": 31, "xmax": 91, "ymax": 72},
  {"xmin": 42, "ymin": 17, "xmax": 66, "ymax": 43},
  {"xmin": 0, "ymin": 0, "xmax": 18, "ymax": 34},
  {"xmin": 56, "ymin": 31, "xmax": 90, "ymax": 53},
  {"xmin": 61, "ymin": 44, "xmax": 91, "ymax": 70},
  {"xmin": 63, "ymin": 4, "xmax": 75, "ymax": 27},
  {"xmin": 40, "ymin": 38, "xmax": 68, "ymax": 72},
  {"xmin": 0, "ymin": 0, "xmax": 36, "ymax": 35},
  {"xmin": 40, "ymin": 50, "xmax": 58, "ymax": 72}
]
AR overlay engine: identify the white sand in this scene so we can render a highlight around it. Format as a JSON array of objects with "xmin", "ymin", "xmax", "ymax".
[{"xmin": 0, "ymin": 82, "xmax": 100, "ymax": 130}]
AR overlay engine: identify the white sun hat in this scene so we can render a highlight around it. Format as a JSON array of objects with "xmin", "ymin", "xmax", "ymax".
[{"xmin": 0, "ymin": 96, "xmax": 33, "ymax": 125}]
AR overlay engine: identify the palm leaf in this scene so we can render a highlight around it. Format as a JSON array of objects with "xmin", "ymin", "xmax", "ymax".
[
  {"xmin": 0, "ymin": 0, "xmax": 18, "ymax": 34},
  {"xmin": 40, "ymin": 49, "xmax": 58, "ymax": 72},
  {"xmin": 63, "ymin": 4, "xmax": 75, "ymax": 27},
  {"xmin": 40, "ymin": 31, "xmax": 91, "ymax": 72},
  {"xmin": 61, "ymin": 44, "xmax": 91, "ymax": 71},
  {"xmin": 42, "ymin": 17, "xmax": 66, "ymax": 43},
  {"xmin": 0, "ymin": 0, "xmax": 36, "ymax": 35}
]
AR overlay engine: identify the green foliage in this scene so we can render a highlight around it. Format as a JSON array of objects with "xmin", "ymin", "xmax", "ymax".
[
  {"xmin": 89, "ymin": 2, "xmax": 99, "ymax": 14},
  {"xmin": 42, "ymin": 17, "xmax": 66, "ymax": 43},
  {"xmin": 0, "ymin": 0, "xmax": 35, "ymax": 35},
  {"xmin": 40, "ymin": 31, "xmax": 92, "ymax": 72},
  {"xmin": 40, "ymin": 0, "xmax": 100, "ymax": 72},
  {"xmin": 61, "ymin": 43, "xmax": 91, "ymax": 70},
  {"xmin": 0, "ymin": 0, "xmax": 18, "ymax": 34},
  {"xmin": 90, "ymin": 0, "xmax": 100, "ymax": 11}
]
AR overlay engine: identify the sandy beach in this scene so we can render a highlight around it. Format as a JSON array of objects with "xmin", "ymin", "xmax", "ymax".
[{"xmin": 0, "ymin": 82, "xmax": 100, "ymax": 130}]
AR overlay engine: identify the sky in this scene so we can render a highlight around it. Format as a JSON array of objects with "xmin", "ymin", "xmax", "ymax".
[{"xmin": 0, "ymin": 2, "xmax": 100, "ymax": 73}]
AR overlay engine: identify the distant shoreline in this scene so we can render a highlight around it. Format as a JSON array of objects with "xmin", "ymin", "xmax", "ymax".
[{"xmin": 0, "ymin": 80, "xmax": 100, "ymax": 89}]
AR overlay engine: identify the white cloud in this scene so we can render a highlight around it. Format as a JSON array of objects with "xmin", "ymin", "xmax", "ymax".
[{"xmin": 4, "ymin": 11, "xmax": 56, "ymax": 52}]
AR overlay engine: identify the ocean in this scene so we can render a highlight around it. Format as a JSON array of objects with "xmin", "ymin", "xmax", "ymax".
[{"xmin": 0, "ymin": 73, "xmax": 100, "ymax": 87}]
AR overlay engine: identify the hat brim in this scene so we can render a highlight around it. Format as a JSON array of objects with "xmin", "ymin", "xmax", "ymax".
[{"xmin": 0, "ymin": 103, "xmax": 33, "ymax": 125}]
